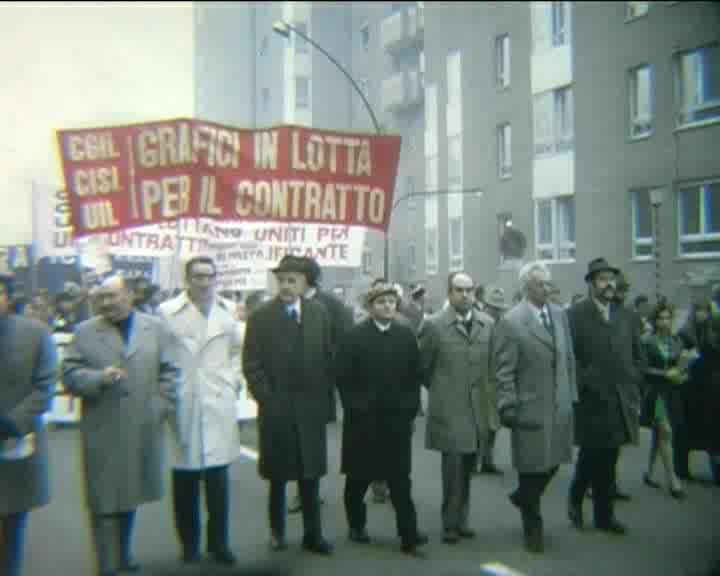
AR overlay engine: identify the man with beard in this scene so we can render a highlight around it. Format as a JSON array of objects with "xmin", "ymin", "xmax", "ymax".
[
  {"xmin": 338, "ymin": 282, "xmax": 428, "ymax": 555},
  {"xmin": 567, "ymin": 259, "xmax": 646, "ymax": 535}
]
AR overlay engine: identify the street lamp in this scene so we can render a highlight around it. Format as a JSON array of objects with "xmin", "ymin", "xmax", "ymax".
[
  {"xmin": 384, "ymin": 187, "xmax": 484, "ymax": 280},
  {"xmin": 272, "ymin": 20, "xmax": 381, "ymax": 134},
  {"xmin": 649, "ymin": 187, "xmax": 664, "ymax": 303}
]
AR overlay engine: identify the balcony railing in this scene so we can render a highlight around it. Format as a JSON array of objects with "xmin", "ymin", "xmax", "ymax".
[
  {"xmin": 381, "ymin": 7, "xmax": 424, "ymax": 53},
  {"xmin": 381, "ymin": 69, "xmax": 425, "ymax": 114}
]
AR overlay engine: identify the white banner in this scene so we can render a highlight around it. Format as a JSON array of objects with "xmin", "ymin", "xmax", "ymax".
[{"xmin": 34, "ymin": 186, "xmax": 366, "ymax": 268}]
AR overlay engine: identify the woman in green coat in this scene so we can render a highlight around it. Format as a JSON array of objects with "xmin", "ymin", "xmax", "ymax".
[{"xmin": 642, "ymin": 300, "xmax": 694, "ymax": 499}]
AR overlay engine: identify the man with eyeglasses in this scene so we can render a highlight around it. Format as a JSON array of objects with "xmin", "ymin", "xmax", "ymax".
[{"xmin": 158, "ymin": 256, "xmax": 243, "ymax": 565}]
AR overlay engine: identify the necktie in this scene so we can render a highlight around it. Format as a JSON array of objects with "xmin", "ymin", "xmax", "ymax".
[
  {"xmin": 286, "ymin": 305, "xmax": 298, "ymax": 323},
  {"xmin": 463, "ymin": 317, "xmax": 472, "ymax": 334},
  {"xmin": 540, "ymin": 309, "xmax": 553, "ymax": 334}
]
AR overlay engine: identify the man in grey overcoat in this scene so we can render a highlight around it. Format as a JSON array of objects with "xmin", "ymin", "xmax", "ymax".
[
  {"xmin": 63, "ymin": 275, "xmax": 180, "ymax": 576},
  {"xmin": 419, "ymin": 271, "xmax": 495, "ymax": 544},
  {"xmin": 242, "ymin": 255, "xmax": 334, "ymax": 555},
  {"xmin": 493, "ymin": 262, "xmax": 578, "ymax": 553},
  {"xmin": 1, "ymin": 271, "xmax": 58, "ymax": 576},
  {"xmin": 567, "ymin": 258, "xmax": 646, "ymax": 536}
]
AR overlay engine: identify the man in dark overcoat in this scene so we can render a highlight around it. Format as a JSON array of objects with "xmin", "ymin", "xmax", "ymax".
[
  {"xmin": 567, "ymin": 258, "xmax": 646, "ymax": 535},
  {"xmin": 242, "ymin": 255, "xmax": 334, "ymax": 555},
  {"xmin": 338, "ymin": 282, "xmax": 428, "ymax": 555},
  {"xmin": 0, "ymin": 271, "xmax": 58, "ymax": 576}
]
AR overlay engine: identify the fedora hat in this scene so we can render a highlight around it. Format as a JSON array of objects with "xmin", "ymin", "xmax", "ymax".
[
  {"xmin": 272, "ymin": 254, "xmax": 307, "ymax": 276},
  {"xmin": 584, "ymin": 257, "xmax": 620, "ymax": 282},
  {"xmin": 366, "ymin": 282, "xmax": 399, "ymax": 305},
  {"xmin": 484, "ymin": 285, "xmax": 508, "ymax": 310}
]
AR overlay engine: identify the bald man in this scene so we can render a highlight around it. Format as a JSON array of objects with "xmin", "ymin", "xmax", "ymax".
[{"xmin": 63, "ymin": 275, "xmax": 181, "ymax": 576}]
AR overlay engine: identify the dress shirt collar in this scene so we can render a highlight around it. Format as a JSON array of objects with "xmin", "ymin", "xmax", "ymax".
[{"xmin": 373, "ymin": 319, "xmax": 392, "ymax": 333}]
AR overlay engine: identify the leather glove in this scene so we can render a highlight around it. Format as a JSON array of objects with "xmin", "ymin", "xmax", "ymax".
[{"xmin": 499, "ymin": 407, "xmax": 518, "ymax": 429}]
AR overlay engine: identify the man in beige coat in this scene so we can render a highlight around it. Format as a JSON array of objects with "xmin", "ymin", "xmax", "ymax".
[
  {"xmin": 63, "ymin": 275, "xmax": 180, "ymax": 576},
  {"xmin": 419, "ymin": 272, "xmax": 495, "ymax": 544},
  {"xmin": 157, "ymin": 256, "xmax": 243, "ymax": 565},
  {"xmin": 493, "ymin": 262, "xmax": 578, "ymax": 553}
]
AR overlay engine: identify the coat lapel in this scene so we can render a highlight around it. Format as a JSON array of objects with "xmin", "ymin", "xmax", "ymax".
[
  {"xmin": 96, "ymin": 320, "xmax": 125, "ymax": 358},
  {"xmin": 205, "ymin": 300, "xmax": 228, "ymax": 344},
  {"xmin": 522, "ymin": 302, "xmax": 555, "ymax": 350},
  {"xmin": 126, "ymin": 313, "xmax": 149, "ymax": 359}
]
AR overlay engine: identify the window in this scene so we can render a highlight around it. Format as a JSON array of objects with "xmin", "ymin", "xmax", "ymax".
[
  {"xmin": 497, "ymin": 212, "xmax": 513, "ymax": 264},
  {"xmin": 535, "ymin": 196, "xmax": 575, "ymax": 261},
  {"xmin": 294, "ymin": 21, "xmax": 309, "ymax": 54},
  {"xmin": 629, "ymin": 65, "xmax": 653, "ymax": 138},
  {"xmin": 533, "ymin": 86, "xmax": 573, "ymax": 155},
  {"xmin": 262, "ymin": 87, "xmax": 270, "ymax": 113},
  {"xmin": 426, "ymin": 226, "xmax": 438, "ymax": 275},
  {"xmin": 259, "ymin": 35, "xmax": 268, "ymax": 57},
  {"xmin": 626, "ymin": 2, "xmax": 649, "ymax": 20},
  {"xmin": 631, "ymin": 189, "xmax": 654, "ymax": 258},
  {"xmin": 497, "ymin": 123, "xmax": 512, "ymax": 178},
  {"xmin": 425, "ymin": 83, "xmax": 438, "ymax": 156},
  {"xmin": 449, "ymin": 217, "xmax": 464, "ymax": 271},
  {"xmin": 551, "ymin": 2, "xmax": 570, "ymax": 46},
  {"xmin": 419, "ymin": 49, "xmax": 425, "ymax": 88},
  {"xmin": 678, "ymin": 180, "xmax": 720, "ymax": 256},
  {"xmin": 495, "ymin": 34, "xmax": 510, "ymax": 88},
  {"xmin": 447, "ymin": 49, "xmax": 462, "ymax": 108},
  {"xmin": 360, "ymin": 21, "xmax": 369, "ymax": 52},
  {"xmin": 675, "ymin": 44, "xmax": 720, "ymax": 126},
  {"xmin": 448, "ymin": 134, "xmax": 463, "ymax": 189},
  {"xmin": 295, "ymin": 76, "xmax": 309, "ymax": 109},
  {"xmin": 362, "ymin": 247, "xmax": 373, "ymax": 274},
  {"xmin": 407, "ymin": 242, "xmax": 417, "ymax": 279},
  {"xmin": 533, "ymin": 2, "xmax": 571, "ymax": 52}
]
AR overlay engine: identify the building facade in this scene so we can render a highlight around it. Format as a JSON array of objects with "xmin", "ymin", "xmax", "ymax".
[{"xmin": 370, "ymin": 1, "xmax": 720, "ymax": 309}]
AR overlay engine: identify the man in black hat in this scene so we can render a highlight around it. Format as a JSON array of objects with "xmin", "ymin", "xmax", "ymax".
[
  {"xmin": 286, "ymin": 256, "xmax": 353, "ymax": 514},
  {"xmin": 567, "ymin": 258, "xmax": 646, "ymax": 535},
  {"xmin": 242, "ymin": 255, "xmax": 334, "ymax": 555}
]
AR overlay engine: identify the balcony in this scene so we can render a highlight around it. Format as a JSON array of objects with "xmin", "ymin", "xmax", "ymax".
[
  {"xmin": 381, "ymin": 69, "xmax": 424, "ymax": 114},
  {"xmin": 380, "ymin": 6, "xmax": 424, "ymax": 54}
]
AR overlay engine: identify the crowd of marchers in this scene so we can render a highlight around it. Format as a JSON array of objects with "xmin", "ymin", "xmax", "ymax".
[{"xmin": 1, "ymin": 254, "xmax": 719, "ymax": 576}]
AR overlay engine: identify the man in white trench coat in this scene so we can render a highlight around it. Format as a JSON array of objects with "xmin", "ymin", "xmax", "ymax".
[{"xmin": 158, "ymin": 256, "xmax": 244, "ymax": 565}]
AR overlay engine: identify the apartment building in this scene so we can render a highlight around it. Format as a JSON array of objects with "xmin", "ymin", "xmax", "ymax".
[{"xmin": 371, "ymin": 1, "xmax": 720, "ymax": 308}]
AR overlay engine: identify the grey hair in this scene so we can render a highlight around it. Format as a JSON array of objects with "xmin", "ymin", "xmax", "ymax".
[{"xmin": 518, "ymin": 261, "xmax": 551, "ymax": 291}]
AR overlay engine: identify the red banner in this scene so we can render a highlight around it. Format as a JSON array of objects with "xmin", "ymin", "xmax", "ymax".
[{"xmin": 56, "ymin": 119, "xmax": 401, "ymax": 238}]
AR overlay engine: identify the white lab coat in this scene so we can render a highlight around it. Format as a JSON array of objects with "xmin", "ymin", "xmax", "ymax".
[{"xmin": 158, "ymin": 292, "xmax": 243, "ymax": 470}]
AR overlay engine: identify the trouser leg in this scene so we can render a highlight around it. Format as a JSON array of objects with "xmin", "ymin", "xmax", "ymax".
[
  {"xmin": 387, "ymin": 474, "xmax": 418, "ymax": 546},
  {"xmin": 205, "ymin": 465, "xmax": 230, "ymax": 554},
  {"xmin": 172, "ymin": 469, "xmax": 201, "ymax": 556},
  {"xmin": 344, "ymin": 476, "xmax": 371, "ymax": 532},
  {"xmin": 268, "ymin": 481, "xmax": 286, "ymax": 538},
  {"xmin": 0, "ymin": 512, "xmax": 28, "ymax": 576}
]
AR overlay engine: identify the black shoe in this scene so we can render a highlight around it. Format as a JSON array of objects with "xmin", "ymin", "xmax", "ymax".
[
  {"xmin": 442, "ymin": 530, "xmax": 460, "ymax": 544},
  {"xmin": 208, "ymin": 548, "xmax": 236, "ymax": 565},
  {"xmin": 119, "ymin": 558, "xmax": 140, "ymax": 573},
  {"xmin": 401, "ymin": 531, "xmax": 429, "ymax": 555},
  {"xmin": 348, "ymin": 527, "xmax": 371, "ymax": 543},
  {"xmin": 643, "ymin": 474, "xmax": 661, "ymax": 489},
  {"xmin": 302, "ymin": 536, "xmax": 334, "ymax": 556},
  {"xmin": 567, "ymin": 495, "xmax": 584, "ymax": 529},
  {"xmin": 523, "ymin": 522, "xmax": 544, "ymax": 554},
  {"xmin": 270, "ymin": 534, "xmax": 288, "ymax": 551},
  {"xmin": 458, "ymin": 528, "xmax": 476, "ymax": 539},
  {"xmin": 595, "ymin": 518, "xmax": 627, "ymax": 535},
  {"xmin": 182, "ymin": 550, "xmax": 202, "ymax": 564},
  {"xmin": 670, "ymin": 488, "xmax": 686, "ymax": 500}
]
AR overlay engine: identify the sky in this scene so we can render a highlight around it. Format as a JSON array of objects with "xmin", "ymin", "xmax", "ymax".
[{"xmin": 0, "ymin": 2, "xmax": 196, "ymax": 244}]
